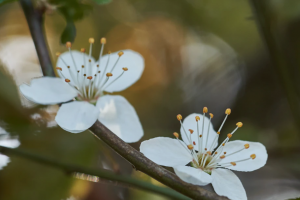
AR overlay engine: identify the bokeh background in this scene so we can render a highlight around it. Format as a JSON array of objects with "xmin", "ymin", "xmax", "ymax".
[{"xmin": 0, "ymin": 0, "xmax": 300, "ymax": 199}]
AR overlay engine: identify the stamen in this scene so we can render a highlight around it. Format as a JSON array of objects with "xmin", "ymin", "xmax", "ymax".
[
  {"xmin": 102, "ymin": 68, "xmax": 128, "ymax": 91},
  {"xmin": 250, "ymin": 154, "xmax": 256, "ymax": 159},
  {"xmin": 56, "ymin": 67, "xmax": 62, "ymax": 71},
  {"xmin": 220, "ymin": 155, "xmax": 225, "ymax": 159},
  {"xmin": 200, "ymin": 107, "xmax": 207, "ymax": 153},
  {"xmin": 193, "ymin": 141, "xmax": 196, "ymax": 145},
  {"xmin": 196, "ymin": 115, "xmax": 201, "ymax": 155},
  {"xmin": 189, "ymin": 129, "xmax": 194, "ymax": 134},
  {"xmin": 205, "ymin": 112, "xmax": 213, "ymax": 151},
  {"xmin": 109, "ymin": 51, "xmax": 123, "ymax": 73},
  {"xmin": 227, "ymin": 133, "xmax": 232, "ymax": 138},
  {"xmin": 66, "ymin": 41, "xmax": 78, "ymax": 72},
  {"xmin": 177, "ymin": 114, "xmax": 182, "ymax": 121},
  {"xmin": 230, "ymin": 162, "xmax": 236, "ymax": 166},
  {"xmin": 173, "ymin": 132, "xmax": 179, "ymax": 138},
  {"xmin": 65, "ymin": 79, "xmax": 70, "ymax": 82},
  {"xmin": 98, "ymin": 51, "xmax": 111, "ymax": 87},
  {"xmin": 187, "ymin": 144, "xmax": 194, "ymax": 150},
  {"xmin": 244, "ymin": 144, "xmax": 250, "ymax": 149}
]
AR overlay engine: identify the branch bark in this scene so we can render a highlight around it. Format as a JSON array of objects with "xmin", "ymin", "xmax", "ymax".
[
  {"xmin": 0, "ymin": 145, "xmax": 189, "ymax": 200},
  {"xmin": 90, "ymin": 121, "xmax": 227, "ymax": 200},
  {"xmin": 19, "ymin": 0, "xmax": 55, "ymax": 77}
]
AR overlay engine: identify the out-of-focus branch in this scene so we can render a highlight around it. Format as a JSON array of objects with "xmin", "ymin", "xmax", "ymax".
[
  {"xmin": 249, "ymin": 0, "xmax": 300, "ymax": 129},
  {"xmin": 90, "ymin": 121, "xmax": 228, "ymax": 200},
  {"xmin": 19, "ymin": 0, "xmax": 226, "ymax": 199},
  {"xmin": 19, "ymin": 0, "xmax": 55, "ymax": 77},
  {"xmin": 0, "ymin": 145, "xmax": 190, "ymax": 200}
]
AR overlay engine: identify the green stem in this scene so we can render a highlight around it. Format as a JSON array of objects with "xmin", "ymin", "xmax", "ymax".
[
  {"xmin": 0, "ymin": 145, "xmax": 189, "ymax": 200},
  {"xmin": 249, "ymin": 0, "xmax": 300, "ymax": 129},
  {"xmin": 19, "ymin": 0, "xmax": 55, "ymax": 77}
]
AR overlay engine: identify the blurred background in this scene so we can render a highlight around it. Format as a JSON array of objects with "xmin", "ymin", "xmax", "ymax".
[{"xmin": 0, "ymin": 0, "xmax": 300, "ymax": 199}]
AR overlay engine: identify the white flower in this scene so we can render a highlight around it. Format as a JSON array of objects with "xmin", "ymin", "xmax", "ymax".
[
  {"xmin": 0, "ymin": 127, "xmax": 20, "ymax": 170},
  {"xmin": 20, "ymin": 38, "xmax": 144, "ymax": 143},
  {"xmin": 140, "ymin": 108, "xmax": 268, "ymax": 200}
]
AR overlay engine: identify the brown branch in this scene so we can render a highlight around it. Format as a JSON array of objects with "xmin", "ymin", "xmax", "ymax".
[
  {"xmin": 19, "ymin": 0, "xmax": 55, "ymax": 77},
  {"xmin": 90, "ymin": 121, "xmax": 228, "ymax": 200}
]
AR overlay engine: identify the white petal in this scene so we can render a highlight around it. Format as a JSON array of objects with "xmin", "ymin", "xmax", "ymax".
[
  {"xmin": 96, "ymin": 95, "xmax": 143, "ymax": 143},
  {"xmin": 218, "ymin": 140, "xmax": 268, "ymax": 172},
  {"xmin": 180, "ymin": 113, "xmax": 218, "ymax": 152},
  {"xmin": 174, "ymin": 166, "xmax": 212, "ymax": 186},
  {"xmin": 140, "ymin": 137, "xmax": 193, "ymax": 167},
  {"xmin": 20, "ymin": 77, "xmax": 78, "ymax": 105},
  {"xmin": 212, "ymin": 168, "xmax": 247, "ymax": 200},
  {"xmin": 56, "ymin": 50, "xmax": 96, "ymax": 82},
  {"xmin": 0, "ymin": 136, "xmax": 20, "ymax": 148},
  {"xmin": 0, "ymin": 154, "xmax": 10, "ymax": 170},
  {"xmin": 97, "ymin": 50, "xmax": 144, "ymax": 93},
  {"xmin": 55, "ymin": 101, "xmax": 99, "ymax": 133}
]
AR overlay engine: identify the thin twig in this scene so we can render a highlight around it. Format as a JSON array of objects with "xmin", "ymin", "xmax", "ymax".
[
  {"xmin": 90, "ymin": 121, "xmax": 228, "ymax": 200},
  {"xmin": 19, "ymin": 0, "xmax": 55, "ymax": 77},
  {"xmin": 0, "ymin": 145, "xmax": 189, "ymax": 200}
]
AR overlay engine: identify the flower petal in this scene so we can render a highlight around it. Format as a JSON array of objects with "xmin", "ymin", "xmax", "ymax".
[
  {"xmin": 212, "ymin": 168, "xmax": 247, "ymax": 200},
  {"xmin": 20, "ymin": 77, "xmax": 78, "ymax": 105},
  {"xmin": 97, "ymin": 50, "xmax": 144, "ymax": 93},
  {"xmin": 218, "ymin": 140, "xmax": 268, "ymax": 172},
  {"xmin": 140, "ymin": 137, "xmax": 193, "ymax": 167},
  {"xmin": 55, "ymin": 101, "xmax": 99, "ymax": 133},
  {"xmin": 0, "ymin": 136, "xmax": 20, "ymax": 148},
  {"xmin": 174, "ymin": 166, "xmax": 212, "ymax": 186},
  {"xmin": 96, "ymin": 95, "xmax": 143, "ymax": 143},
  {"xmin": 56, "ymin": 50, "xmax": 96, "ymax": 82},
  {"xmin": 0, "ymin": 154, "xmax": 10, "ymax": 170},
  {"xmin": 180, "ymin": 113, "xmax": 218, "ymax": 152}
]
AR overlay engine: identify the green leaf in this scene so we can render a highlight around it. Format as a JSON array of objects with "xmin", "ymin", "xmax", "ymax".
[
  {"xmin": 92, "ymin": 0, "xmax": 112, "ymax": 5},
  {"xmin": 60, "ymin": 21, "xmax": 76, "ymax": 44}
]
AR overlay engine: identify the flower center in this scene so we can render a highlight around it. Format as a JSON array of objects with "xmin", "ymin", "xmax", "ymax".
[
  {"xmin": 55, "ymin": 38, "xmax": 128, "ymax": 103},
  {"xmin": 174, "ymin": 107, "xmax": 257, "ymax": 175}
]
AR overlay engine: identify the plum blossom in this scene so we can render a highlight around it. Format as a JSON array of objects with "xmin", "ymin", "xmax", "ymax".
[
  {"xmin": 140, "ymin": 107, "xmax": 268, "ymax": 200},
  {"xmin": 0, "ymin": 127, "xmax": 20, "ymax": 170},
  {"xmin": 20, "ymin": 38, "xmax": 144, "ymax": 143}
]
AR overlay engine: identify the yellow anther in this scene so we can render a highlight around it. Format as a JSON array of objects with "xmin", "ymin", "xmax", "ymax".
[
  {"xmin": 80, "ymin": 48, "xmax": 86, "ymax": 53},
  {"xmin": 230, "ymin": 162, "xmax": 236, "ymax": 166},
  {"xmin": 188, "ymin": 129, "xmax": 194, "ymax": 134},
  {"xmin": 195, "ymin": 116, "xmax": 200, "ymax": 122},
  {"xmin": 217, "ymin": 131, "xmax": 221, "ymax": 135},
  {"xmin": 227, "ymin": 133, "xmax": 232, "ymax": 138},
  {"xmin": 244, "ymin": 144, "xmax": 250, "ymax": 149},
  {"xmin": 106, "ymin": 73, "xmax": 113, "ymax": 77},
  {"xmin": 173, "ymin": 132, "xmax": 179, "ymax": 138},
  {"xmin": 187, "ymin": 144, "xmax": 194, "ymax": 150},
  {"xmin": 65, "ymin": 79, "xmax": 70, "ymax": 83},
  {"xmin": 101, "ymin": 37, "xmax": 106, "ymax": 44},
  {"xmin": 177, "ymin": 114, "xmax": 182, "ymax": 121},
  {"xmin": 66, "ymin": 42, "xmax": 72, "ymax": 48},
  {"xmin": 87, "ymin": 76, "xmax": 93, "ymax": 80},
  {"xmin": 122, "ymin": 67, "xmax": 128, "ymax": 71},
  {"xmin": 225, "ymin": 108, "xmax": 231, "ymax": 115},
  {"xmin": 207, "ymin": 151, "xmax": 212, "ymax": 155},
  {"xmin": 222, "ymin": 143, "xmax": 225, "ymax": 146},
  {"xmin": 250, "ymin": 154, "xmax": 256, "ymax": 159},
  {"xmin": 209, "ymin": 113, "xmax": 214, "ymax": 118},
  {"xmin": 236, "ymin": 122, "xmax": 243, "ymax": 128},
  {"xmin": 118, "ymin": 51, "xmax": 124, "ymax": 57},
  {"xmin": 220, "ymin": 155, "xmax": 225, "ymax": 159},
  {"xmin": 56, "ymin": 67, "xmax": 62, "ymax": 71},
  {"xmin": 89, "ymin": 38, "xmax": 95, "ymax": 44},
  {"xmin": 203, "ymin": 107, "xmax": 208, "ymax": 113},
  {"xmin": 56, "ymin": 52, "xmax": 61, "ymax": 57}
]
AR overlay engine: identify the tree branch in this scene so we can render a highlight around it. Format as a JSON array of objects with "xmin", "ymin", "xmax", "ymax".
[
  {"xmin": 90, "ymin": 121, "xmax": 227, "ymax": 200},
  {"xmin": 19, "ymin": 0, "xmax": 55, "ymax": 77},
  {"xmin": 19, "ymin": 0, "xmax": 227, "ymax": 199},
  {"xmin": 0, "ymin": 145, "xmax": 189, "ymax": 200}
]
